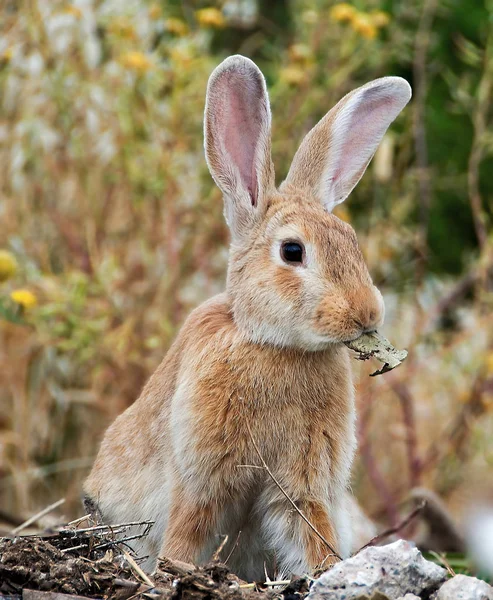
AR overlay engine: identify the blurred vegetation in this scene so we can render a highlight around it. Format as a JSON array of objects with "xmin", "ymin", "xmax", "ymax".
[{"xmin": 0, "ymin": 0, "xmax": 492, "ymax": 568}]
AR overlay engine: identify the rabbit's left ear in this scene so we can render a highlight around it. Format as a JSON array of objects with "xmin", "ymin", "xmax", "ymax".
[{"xmin": 281, "ymin": 77, "xmax": 411, "ymax": 212}]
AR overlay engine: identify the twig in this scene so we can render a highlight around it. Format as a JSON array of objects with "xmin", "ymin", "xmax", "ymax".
[
  {"xmin": 62, "ymin": 521, "xmax": 154, "ymax": 534},
  {"xmin": 123, "ymin": 549, "xmax": 155, "ymax": 588},
  {"xmin": 60, "ymin": 543, "xmax": 89, "ymax": 554},
  {"xmin": 239, "ymin": 580, "xmax": 291, "ymax": 589},
  {"xmin": 11, "ymin": 498, "xmax": 66, "ymax": 535},
  {"xmin": 67, "ymin": 514, "xmax": 92, "ymax": 526},
  {"xmin": 95, "ymin": 532, "xmax": 152, "ymax": 550},
  {"xmin": 357, "ymin": 500, "xmax": 426, "ymax": 552},
  {"xmin": 224, "ymin": 530, "xmax": 242, "ymax": 564},
  {"xmin": 212, "ymin": 534, "xmax": 228, "ymax": 562},
  {"xmin": 428, "ymin": 550, "xmax": 456, "ymax": 577},
  {"xmin": 245, "ymin": 422, "xmax": 342, "ymax": 561}
]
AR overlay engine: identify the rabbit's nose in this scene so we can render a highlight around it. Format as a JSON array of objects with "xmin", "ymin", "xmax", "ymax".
[{"xmin": 354, "ymin": 288, "xmax": 385, "ymax": 332}]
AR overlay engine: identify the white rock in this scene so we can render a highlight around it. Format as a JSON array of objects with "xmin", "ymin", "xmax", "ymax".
[
  {"xmin": 308, "ymin": 540, "xmax": 447, "ymax": 600},
  {"xmin": 435, "ymin": 574, "xmax": 493, "ymax": 600}
]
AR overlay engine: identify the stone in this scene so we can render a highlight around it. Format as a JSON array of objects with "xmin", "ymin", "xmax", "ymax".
[
  {"xmin": 308, "ymin": 540, "xmax": 447, "ymax": 600},
  {"xmin": 435, "ymin": 574, "xmax": 493, "ymax": 600}
]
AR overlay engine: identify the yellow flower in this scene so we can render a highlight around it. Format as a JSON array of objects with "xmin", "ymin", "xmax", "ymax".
[
  {"xmin": 11, "ymin": 289, "xmax": 37, "ymax": 309},
  {"xmin": 370, "ymin": 10, "xmax": 390, "ymax": 27},
  {"xmin": 169, "ymin": 47, "xmax": 193, "ymax": 68},
  {"xmin": 109, "ymin": 17, "xmax": 137, "ymax": 41},
  {"xmin": 165, "ymin": 17, "xmax": 189, "ymax": 36},
  {"xmin": 62, "ymin": 5, "xmax": 83, "ymax": 18},
  {"xmin": 288, "ymin": 44, "xmax": 312, "ymax": 63},
  {"xmin": 148, "ymin": 3, "xmax": 162, "ymax": 20},
  {"xmin": 351, "ymin": 14, "xmax": 378, "ymax": 39},
  {"xmin": 279, "ymin": 66, "xmax": 306, "ymax": 86},
  {"xmin": 0, "ymin": 250, "xmax": 17, "ymax": 282},
  {"xmin": 120, "ymin": 51, "xmax": 154, "ymax": 74},
  {"xmin": 1, "ymin": 48, "xmax": 13, "ymax": 63},
  {"xmin": 379, "ymin": 245, "xmax": 395, "ymax": 261},
  {"xmin": 195, "ymin": 8, "xmax": 225, "ymax": 28},
  {"xmin": 330, "ymin": 3, "xmax": 357, "ymax": 23}
]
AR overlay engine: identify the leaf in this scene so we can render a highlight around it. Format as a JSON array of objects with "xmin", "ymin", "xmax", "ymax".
[{"xmin": 344, "ymin": 331, "xmax": 408, "ymax": 376}]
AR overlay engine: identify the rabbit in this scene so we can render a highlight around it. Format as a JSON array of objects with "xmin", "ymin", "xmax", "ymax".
[{"xmin": 84, "ymin": 55, "xmax": 411, "ymax": 581}]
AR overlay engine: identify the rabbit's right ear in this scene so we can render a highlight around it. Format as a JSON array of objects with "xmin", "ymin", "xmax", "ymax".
[{"xmin": 204, "ymin": 55, "xmax": 275, "ymax": 241}]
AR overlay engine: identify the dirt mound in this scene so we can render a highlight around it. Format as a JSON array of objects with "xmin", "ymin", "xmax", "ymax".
[{"xmin": 0, "ymin": 523, "xmax": 309, "ymax": 600}]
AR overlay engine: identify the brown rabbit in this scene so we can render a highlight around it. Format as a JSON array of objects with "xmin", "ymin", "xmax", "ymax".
[{"xmin": 84, "ymin": 55, "xmax": 411, "ymax": 580}]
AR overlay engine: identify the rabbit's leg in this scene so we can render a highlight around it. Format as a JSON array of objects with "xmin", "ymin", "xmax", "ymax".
[
  {"xmin": 159, "ymin": 485, "xmax": 223, "ymax": 563},
  {"xmin": 259, "ymin": 486, "xmax": 339, "ymax": 575}
]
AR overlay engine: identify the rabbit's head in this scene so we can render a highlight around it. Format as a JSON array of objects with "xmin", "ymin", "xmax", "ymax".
[{"xmin": 204, "ymin": 56, "xmax": 411, "ymax": 350}]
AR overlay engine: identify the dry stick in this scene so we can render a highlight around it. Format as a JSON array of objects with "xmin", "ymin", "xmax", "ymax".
[
  {"xmin": 224, "ymin": 530, "xmax": 242, "ymax": 565},
  {"xmin": 212, "ymin": 534, "xmax": 229, "ymax": 562},
  {"xmin": 239, "ymin": 580, "xmax": 291, "ymax": 589},
  {"xmin": 60, "ymin": 543, "xmax": 89, "ymax": 554},
  {"xmin": 428, "ymin": 550, "xmax": 456, "ymax": 577},
  {"xmin": 67, "ymin": 514, "xmax": 92, "ymax": 527},
  {"xmin": 245, "ymin": 422, "xmax": 342, "ymax": 561},
  {"xmin": 64, "ymin": 521, "xmax": 154, "ymax": 534},
  {"xmin": 11, "ymin": 498, "xmax": 66, "ymax": 535},
  {"xmin": 95, "ymin": 532, "xmax": 152, "ymax": 551},
  {"xmin": 357, "ymin": 500, "xmax": 426, "ymax": 552},
  {"xmin": 123, "ymin": 549, "xmax": 155, "ymax": 588}
]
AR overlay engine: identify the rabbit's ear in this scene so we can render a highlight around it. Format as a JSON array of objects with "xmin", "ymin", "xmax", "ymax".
[
  {"xmin": 281, "ymin": 77, "xmax": 411, "ymax": 212},
  {"xmin": 205, "ymin": 55, "xmax": 275, "ymax": 240}
]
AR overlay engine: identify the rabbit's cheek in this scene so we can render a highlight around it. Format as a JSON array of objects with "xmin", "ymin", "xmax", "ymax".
[
  {"xmin": 272, "ymin": 265, "xmax": 303, "ymax": 303},
  {"xmin": 312, "ymin": 294, "xmax": 354, "ymax": 341}
]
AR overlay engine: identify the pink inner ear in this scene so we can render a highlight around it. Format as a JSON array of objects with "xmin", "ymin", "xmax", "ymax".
[
  {"xmin": 331, "ymin": 88, "xmax": 401, "ymax": 200},
  {"xmin": 215, "ymin": 73, "xmax": 264, "ymax": 206}
]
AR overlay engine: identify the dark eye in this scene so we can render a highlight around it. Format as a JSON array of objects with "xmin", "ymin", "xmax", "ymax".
[{"xmin": 281, "ymin": 241, "xmax": 304, "ymax": 264}]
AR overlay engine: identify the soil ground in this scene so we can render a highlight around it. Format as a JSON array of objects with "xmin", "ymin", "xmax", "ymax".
[{"xmin": 0, "ymin": 523, "xmax": 310, "ymax": 600}]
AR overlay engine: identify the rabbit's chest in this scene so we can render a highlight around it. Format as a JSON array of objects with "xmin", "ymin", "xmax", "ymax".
[{"xmin": 170, "ymin": 344, "xmax": 355, "ymax": 498}]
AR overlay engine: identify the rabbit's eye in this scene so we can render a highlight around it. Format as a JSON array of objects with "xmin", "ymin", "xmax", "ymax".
[{"xmin": 281, "ymin": 241, "xmax": 304, "ymax": 264}]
